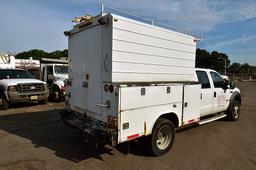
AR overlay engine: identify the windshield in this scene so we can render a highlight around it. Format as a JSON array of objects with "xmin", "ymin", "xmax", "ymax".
[
  {"xmin": 54, "ymin": 65, "xmax": 68, "ymax": 74},
  {"xmin": 0, "ymin": 70, "xmax": 34, "ymax": 79}
]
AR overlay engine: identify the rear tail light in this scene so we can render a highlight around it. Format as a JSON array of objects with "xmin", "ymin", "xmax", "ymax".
[
  {"xmin": 109, "ymin": 85, "xmax": 114, "ymax": 93},
  {"xmin": 107, "ymin": 116, "xmax": 118, "ymax": 128},
  {"xmin": 104, "ymin": 84, "xmax": 109, "ymax": 92},
  {"xmin": 104, "ymin": 84, "xmax": 116, "ymax": 93}
]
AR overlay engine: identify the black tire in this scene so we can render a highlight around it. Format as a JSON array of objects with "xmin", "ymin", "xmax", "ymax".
[
  {"xmin": 0, "ymin": 93, "xmax": 9, "ymax": 110},
  {"xmin": 226, "ymin": 100, "xmax": 241, "ymax": 121},
  {"xmin": 149, "ymin": 118, "xmax": 175, "ymax": 156},
  {"xmin": 52, "ymin": 89, "xmax": 62, "ymax": 102},
  {"xmin": 39, "ymin": 98, "xmax": 48, "ymax": 105}
]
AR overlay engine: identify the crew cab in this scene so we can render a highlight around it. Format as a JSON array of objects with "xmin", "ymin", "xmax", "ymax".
[
  {"xmin": 196, "ymin": 68, "xmax": 241, "ymax": 121},
  {"xmin": 0, "ymin": 69, "xmax": 49, "ymax": 110}
]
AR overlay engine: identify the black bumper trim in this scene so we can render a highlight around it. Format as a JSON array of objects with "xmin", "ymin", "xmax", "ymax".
[{"xmin": 60, "ymin": 110, "xmax": 118, "ymax": 146}]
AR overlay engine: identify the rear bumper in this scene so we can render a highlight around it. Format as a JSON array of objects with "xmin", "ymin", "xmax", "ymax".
[
  {"xmin": 60, "ymin": 110, "xmax": 118, "ymax": 146},
  {"xmin": 7, "ymin": 90, "xmax": 49, "ymax": 102}
]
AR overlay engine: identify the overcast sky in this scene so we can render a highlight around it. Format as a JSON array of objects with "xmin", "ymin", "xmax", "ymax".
[{"xmin": 0, "ymin": 0, "xmax": 255, "ymax": 65}]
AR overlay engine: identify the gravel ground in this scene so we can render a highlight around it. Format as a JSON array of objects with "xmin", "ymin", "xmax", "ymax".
[{"xmin": 0, "ymin": 82, "xmax": 255, "ymax": 170}]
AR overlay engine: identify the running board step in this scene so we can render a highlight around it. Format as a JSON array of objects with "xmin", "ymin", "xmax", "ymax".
[{"xmin": 198, "ymin": 114, "xmax": 227, "ymax": 125}]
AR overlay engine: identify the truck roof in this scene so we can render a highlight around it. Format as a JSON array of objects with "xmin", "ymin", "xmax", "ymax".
[
  {"xmin": 195, "ymin": 68, "xmax": 216, "ymax": 72},
  {"xmin": 0, "ymin": 68, "xmax": 25, "ymax": 71},
  {"xmin": 41, "ymin": 58, "xmax": 68, "ymax": 64},
  {"xmin": 70, "ymin": 13, "xmax": 196, "ymax": 40}
]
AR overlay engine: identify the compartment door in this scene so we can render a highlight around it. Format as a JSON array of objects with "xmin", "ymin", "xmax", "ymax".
[
  {"xmin": 119, "ymin": 87, "xmax": 145, "ymax": 142},
  {"xmin": 183, "ymin": 84, "xmax": 201, "ymax": 124},
  {"xmin": 69, "ymin": 25, "xmax": 102, "ymax": 114}
]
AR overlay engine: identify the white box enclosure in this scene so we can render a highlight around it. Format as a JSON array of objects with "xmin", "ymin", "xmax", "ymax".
[
  {"xmin": 65, "ymin": 13, "xmax": 200, "ymax": 146},
  {"xmin": 111, "ymin": 15, "xmax": 197, "ymax": 82},
  {"xmin": 69, "ymin": 13, "xmax": 197, "ymax": 84}
]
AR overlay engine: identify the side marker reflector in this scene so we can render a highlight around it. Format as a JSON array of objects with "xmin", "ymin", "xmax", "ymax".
[
  {"xmin": 188, "ymin": 119, "xmax": 195, "ymax": 123},
  {"xmin": 127, "ymin": 134, "xmax": 139, "ymax": 140}
]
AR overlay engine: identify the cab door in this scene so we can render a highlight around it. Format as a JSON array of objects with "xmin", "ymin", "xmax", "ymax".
[
  {"xmin": 210, "ymin": 71, "xmax": 228, "ymax": 114},
  {"xmin": 196, "ymin": 70, "xmax": 214, "ymax": 117}
]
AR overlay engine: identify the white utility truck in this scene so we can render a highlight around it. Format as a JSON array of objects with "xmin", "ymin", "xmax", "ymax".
[
  {"xmin": 41, "ymin": 58, "xmax": 68, "ymax": 102},
  {"xmin": 15, "ymin": 57, "xmax": 41, "ymax": 79},
  {"xmin": 0, "ymin": 54, "xmax": 49, "ymax": 110},
  {"xmin": 60, "ymin": 13, "xmax": 241, "ymax": 156}
]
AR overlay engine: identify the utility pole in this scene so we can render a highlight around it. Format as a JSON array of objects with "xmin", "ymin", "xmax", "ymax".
[
  {"xmin": 101, "ymin": 4, "xmax": 104, "ymax": 14},
  {"xmin": 218, "ymin": 58, "xmax": 227, "ymax": 75}
]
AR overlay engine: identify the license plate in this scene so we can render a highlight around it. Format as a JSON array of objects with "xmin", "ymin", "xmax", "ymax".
[{"xmin": 30, "ymin": 95, "xmax": 38, "ymax": 100}]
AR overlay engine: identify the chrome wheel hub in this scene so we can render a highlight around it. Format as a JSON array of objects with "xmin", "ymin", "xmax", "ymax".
[
  {"xmin": 234, "ymin": 105, "xmax": 240, "ymax": 119},
  {"xmin": 156, "ymin": 126, "xmax": 171, "ymax": 150}
]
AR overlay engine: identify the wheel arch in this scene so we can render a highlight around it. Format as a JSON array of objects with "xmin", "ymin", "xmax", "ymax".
[
  {"xmin": 230, "ymin": 91, "xmax": 241, "ymax": 104},
  {"xmin": 157, "ymin": 112, "xmax": 179, "ymax": 128},
  {"xmin": 147, "ymin": 112, "xmax": 179, "ymax": 136},
  {"xmin": 0, "ymin": 86, "xmax": 8, "ymax": 101},
  {"xmin": 51, "ymin": 83, "xmax": 61, "ymax": 91}
]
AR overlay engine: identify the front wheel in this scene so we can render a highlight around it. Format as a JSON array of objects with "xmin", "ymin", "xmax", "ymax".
[
  {"xmin": 0, "ymin": 93, "xmax": 9, "ymax": 110},
  {"xmin": 52, "ymin": 89, "xmax": 65, "ymax": 102},
  {"xmin": 226, "ymin": 100, "xmax": 241, "ymax": 121},
  {"xmin": 149, "ymin": 118, "xmax": 175, "ymax": 156}
]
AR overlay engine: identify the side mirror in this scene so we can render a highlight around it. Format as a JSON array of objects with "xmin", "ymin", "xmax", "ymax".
[
  {"xmin": 229, "ymin": 80, "xmax": 236, "ymax": 89},
  {"xmin": 222, "ymin": 81, "xmax": 229, "ymax": 90}
]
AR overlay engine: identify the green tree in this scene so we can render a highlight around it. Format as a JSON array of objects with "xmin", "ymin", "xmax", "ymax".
[
  {"xmin": 15, "ymin": 49, "xmax": 68, "ymax": 60},
  {"xmin": 195, "ymin": 48, "xmax": 211, "ymax": 68},
  {"xmin": 15, "ymin": 49, "xmax": 48, "ymax": 60},
  {"xmin": 196, "ymin": 49, "xmax": 230, "ymax": 73},
  {"xmin": 229, "ymin": 62, "xmax": 241, "ymax": 74}
]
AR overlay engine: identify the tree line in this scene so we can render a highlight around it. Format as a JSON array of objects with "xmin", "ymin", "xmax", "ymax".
[
  {"xmin": 15, "ymin": 48, "xmax": 256, "ymax": 78},
  {"xmin": 15, "ymin": 49, "xmax": 68, "ymax": 60},
  {"xmin": 196, "ymin": 48, "xmax": 256, "ymax": 79}
]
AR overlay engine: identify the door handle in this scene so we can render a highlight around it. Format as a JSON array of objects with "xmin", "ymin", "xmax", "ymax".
[
  {"xmin": 214, "ymin": 92, "xmax": 216, "ymax": 98},
  {"xmin": 96, "ymin": 103, "xmax": 109, "ymax": 107},
  {"xmin": 96, "ymin": 100, "xmax": 110, "ymax": 108}
]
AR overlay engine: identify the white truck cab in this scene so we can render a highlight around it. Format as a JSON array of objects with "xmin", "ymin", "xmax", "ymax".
[
  {"xmin": 195, "ymin": 68, "xmax": 241, "ymax": 120},
  {"xmin": 60, "ymin": 13, "xmax": 241, "ymax": 156},
  {"xmin": 41, "ymin": 63, "xmax": 68, "ymax": 102}
]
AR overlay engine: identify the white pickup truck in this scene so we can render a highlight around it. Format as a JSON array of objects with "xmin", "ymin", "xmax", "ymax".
[
  {"xmin": 60, "ymin": 13, "xmax": 241, "ymax": 156},
  {"xmin": 0, "ymin": 69, "xmax": 49, "ymax": 110}
]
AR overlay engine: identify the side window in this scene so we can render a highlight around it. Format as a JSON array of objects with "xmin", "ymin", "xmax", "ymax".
[
  {"xmin": 210, "ymin": 72, "xmax": 224, "ymax": 88},
  {"xmin": 0, "ymin": 70, "xmax": 12, "ymax": 79},
  {"xmin": 42, "ymin": 67, "xmax": 46, "ymax": 80},
  {"xmin": 196, "ymin": 71, "xmax": 211, "ymax": 89},
  {"xmin": 47, "ymin": 66, "xmax": 53, "ymax": 74}
]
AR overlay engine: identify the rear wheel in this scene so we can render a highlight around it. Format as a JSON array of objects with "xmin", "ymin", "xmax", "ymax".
[
  {"xmin": 149, "ymin": 118, "xmax": 175, "ymax": 156},
  {"xmin": 51, "ymin": 86, "xmax": 65, "ymax": 102},
  {"xmin": 0, "ymin": 93, "xmax": 9, "ymax": 110},
  {"xmin": 226, "ymin": 100, "xmax": 241, "ymax": 121}
]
